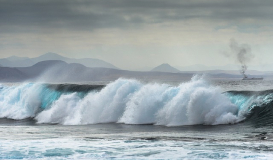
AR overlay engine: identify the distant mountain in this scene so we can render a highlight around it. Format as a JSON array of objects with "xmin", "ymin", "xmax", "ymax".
[
  {"xmin": 0, "ymin": 66, "xmax": 28, "ymax": 82},
  {"xmin": 151, "ymin": 63, "xmax": 180, "ymax": 73},
  {"xmin": 0, "ymin": 60, "xmax": 196, "ymax": 82},
  {"xmin": 2, "ymin": 60, "xmax": 265, "ymax": 83},
  {"xmin": 0, "ymin": 52, "xmax": 117, "ymax": 69}
]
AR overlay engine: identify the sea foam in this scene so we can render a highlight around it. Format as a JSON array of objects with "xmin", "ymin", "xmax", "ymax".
[{"xmin": 0, "ymin": 76, "xmax": 243, "ymax": 126}]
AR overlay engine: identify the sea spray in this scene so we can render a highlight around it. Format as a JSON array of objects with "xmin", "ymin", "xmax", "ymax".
[
  {"xmin": 118, "ymin": 83, "xmax": 176, "ymax": 124},
  {"xmin": 0, "ymin": 76, "xmax": 261, "ymax": 126},
  {"xmin": 0, "ymin": 83, "xmax": 41, "ymax": 119},
  {"xmin": 36, "ymin": 79, "xmax": 142, "ymax": 124},
  {"xmin": 35, "ymin": 93, "xmax": 81, "ymax": 124},
  {"xmin": 156, "ymin": 78, "xmax": 239, "ymax": 126},
  {"xmin": 35, "ymin": 76, "xmax": 242, "ymax": 125}
]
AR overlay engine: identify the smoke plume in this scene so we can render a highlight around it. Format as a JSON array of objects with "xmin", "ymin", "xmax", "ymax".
[{"xmin": 228, "ymin": 39, "xmax": 254, "ymax": 77}]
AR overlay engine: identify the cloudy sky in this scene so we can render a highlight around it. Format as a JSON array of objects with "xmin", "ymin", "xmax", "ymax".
[{"xmin": 1, "ymin": 0, "xmax": 273, "ymax": 70}]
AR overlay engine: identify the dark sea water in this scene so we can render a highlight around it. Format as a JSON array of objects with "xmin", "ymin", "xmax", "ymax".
[{"xmin": 1, "ymin": 76, "xmax": 273, "ymax": 159}]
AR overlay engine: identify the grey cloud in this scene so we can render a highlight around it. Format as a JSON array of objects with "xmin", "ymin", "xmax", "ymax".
[
  {"xmin": 0, "ymin": 0, "xmax": 129, "ymax": 33},
  {"xmin": 1, "ymin": 0, "xmax": 273, "ymax": 33}
]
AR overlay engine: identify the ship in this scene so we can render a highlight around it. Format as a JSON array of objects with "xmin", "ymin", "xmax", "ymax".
[{"xmin": 242, "ymin": 74, "xmax": 263, "ymax": 80}]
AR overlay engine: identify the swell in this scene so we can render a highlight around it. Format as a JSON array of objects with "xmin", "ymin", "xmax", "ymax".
[
  {"xmin": 225, "ymin": 90, "xmax": 273, "ymax": 126},
  {"xmin": 0, "ymin": 76, "xmax": 272, "ymax": 126}
]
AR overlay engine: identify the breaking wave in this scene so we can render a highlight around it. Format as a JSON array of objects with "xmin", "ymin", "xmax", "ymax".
[{"xmin": 0, "ymin": 76, "xmax": 272, "ymax": 126}]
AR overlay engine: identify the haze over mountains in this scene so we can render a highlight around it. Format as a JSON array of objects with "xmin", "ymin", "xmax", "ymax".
[
  {"xmin": 0, "ymin": 53, "xmax": 270, "ymax": 82},
  {"xmin": 1, "ymin": 59, "xmax": 271, "ymax": 83},
  {"xmin": 0, "ymin": 60, "xmax": 197, "ymax": 82},
  {"xmin": 0, "ymin": 52, "xmax": 117, "ymax": 69}
]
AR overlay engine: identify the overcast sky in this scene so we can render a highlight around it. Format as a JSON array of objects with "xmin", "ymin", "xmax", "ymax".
[{"xmin": 1, "ymin": 0, "xmax": 273, "ymax": 70}]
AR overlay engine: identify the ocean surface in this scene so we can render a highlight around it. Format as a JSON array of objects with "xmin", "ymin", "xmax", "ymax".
[{"xmin": 1, "ymin": 75, "xmax": 273, "ymax": 159}]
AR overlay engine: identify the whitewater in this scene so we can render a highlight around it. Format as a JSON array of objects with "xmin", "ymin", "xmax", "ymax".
[{"xmin": 1, "ymin": 76, "xmax": 273, "ymax": 159}]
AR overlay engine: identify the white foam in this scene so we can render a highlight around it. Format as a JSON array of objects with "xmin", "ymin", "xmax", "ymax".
[
  {"xmin": 36, "ymin": 79, "xmax": 142, "ymax": 125},
  {"xmin": 35, "ymin": 76, "xmax": 241, "ymax": 126},
  {"xmin": 0, "ymin": 83, "xmax": 42, "ymax": 119},
  {"xmin": 35, "ymin": 93, "xmax": 81, "ymax": 124},
  {"xmin": 155, "ymin": 76, "xmax": 239, "ymax": 126},
  {"xmin": 0, "ymin": 76, "xmax": 243, "ymax": 126},
  {"xmin": 0, "ymin": 138, "xmax": 272, "ymax": 159}
]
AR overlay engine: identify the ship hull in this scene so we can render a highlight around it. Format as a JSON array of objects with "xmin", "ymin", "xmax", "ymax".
[{"xmin": 242, "ymin": 78, "xmax": 263, "ymax": 80}]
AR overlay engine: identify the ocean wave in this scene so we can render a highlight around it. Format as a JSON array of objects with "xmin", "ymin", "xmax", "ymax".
[{"xmin": 0, "ymin": 76, "xmax": 272, "ymax": 126}]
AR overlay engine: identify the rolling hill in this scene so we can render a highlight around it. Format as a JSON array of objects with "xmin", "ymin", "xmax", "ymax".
[{"xmin": 0, "ymin": 52, "xmax": 117, "ymax": 69}]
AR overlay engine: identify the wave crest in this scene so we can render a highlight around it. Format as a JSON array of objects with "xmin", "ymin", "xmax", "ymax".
[{"xmin": 0, "ymin": 76, "xmax": 257, "ymax": 126}]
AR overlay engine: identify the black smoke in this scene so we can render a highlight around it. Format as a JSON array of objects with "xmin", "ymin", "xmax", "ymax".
[{"xmin": 228, "ymin": 39, "xmax": 254, "ymax": 77}]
